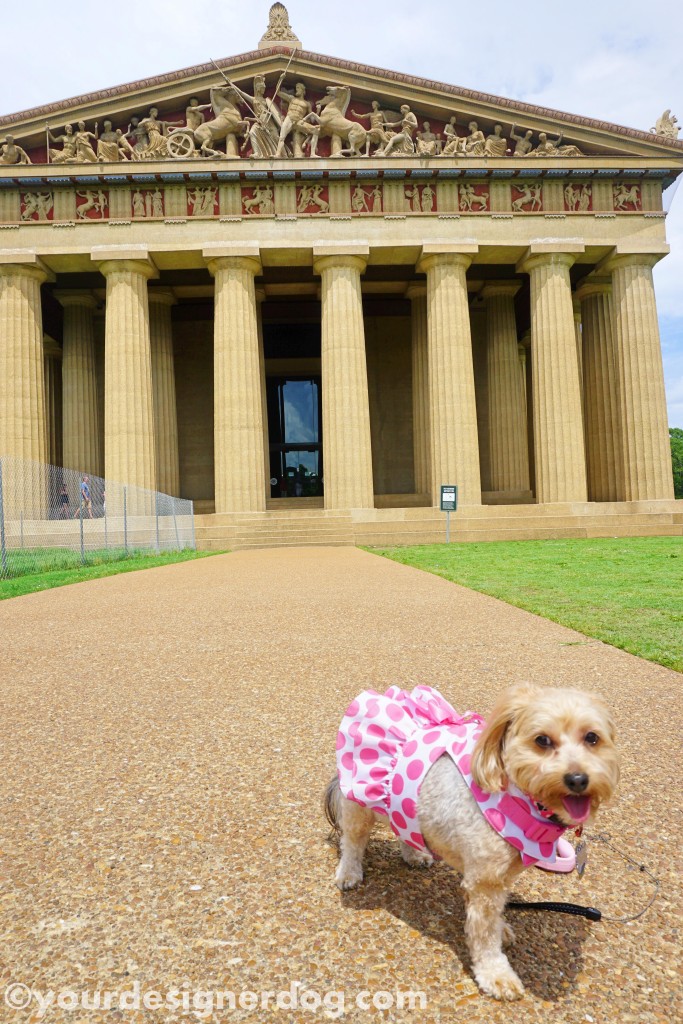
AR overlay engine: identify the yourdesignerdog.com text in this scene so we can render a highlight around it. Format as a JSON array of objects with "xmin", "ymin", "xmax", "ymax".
[{"xmin": 4, "ymin": 980, "xmax": 427, "ymax": 1019}]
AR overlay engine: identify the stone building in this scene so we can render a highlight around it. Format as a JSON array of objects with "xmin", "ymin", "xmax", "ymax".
[{"xmin": 0, "ymin": 4, "xmax": 681, "ymax": 547}]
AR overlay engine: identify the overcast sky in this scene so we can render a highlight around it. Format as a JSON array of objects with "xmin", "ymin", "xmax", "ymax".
[{"xmin": 2, "ymin": 0, "xmax": 682, "ymax": 423}]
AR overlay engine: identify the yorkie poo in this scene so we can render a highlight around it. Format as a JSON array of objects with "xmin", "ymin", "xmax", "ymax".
[{"xmin": 325, "ymin": 683, "xmax": 619, "ymax": 1000}]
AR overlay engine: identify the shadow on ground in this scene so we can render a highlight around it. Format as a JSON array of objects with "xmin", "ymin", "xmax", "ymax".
[{"xmin": 338, "ymin": 837, "xmax": 590, "ymax": 1001}]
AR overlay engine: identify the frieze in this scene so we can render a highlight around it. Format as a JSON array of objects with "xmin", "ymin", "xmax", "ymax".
[{"xmin": 0, "ymin": 176, "xmax": 657, "ymax": 224}]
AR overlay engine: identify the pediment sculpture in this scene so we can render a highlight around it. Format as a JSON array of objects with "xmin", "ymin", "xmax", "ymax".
[{"xmin": 11, "ymin": 73, "xmax": 604, "ymax": 165}]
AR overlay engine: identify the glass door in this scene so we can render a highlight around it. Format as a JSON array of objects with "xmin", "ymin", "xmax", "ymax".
[{"xmin": 266, "ymin": 377, "xmax": 323, "ymax": 498}]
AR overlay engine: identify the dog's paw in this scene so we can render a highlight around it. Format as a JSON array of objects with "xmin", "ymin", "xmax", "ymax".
[
  {"xmin": 475, "ymin": 960, "xmax": 525, "ymax": 1001},
  {"xmin": 400, "ymin": 843, "xmax": 434, "ymax": 869},
  {"xmin": 501, "ymin": 922, "xmax": 516, "ymax": 947},
  {"xmin": 335, "ymin": 862, "xmax": 364, "ymax": 890}
]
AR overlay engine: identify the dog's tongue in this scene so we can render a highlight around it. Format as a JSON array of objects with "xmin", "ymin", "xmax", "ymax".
[{"xmin": 562, "ymin": 795, "xmax": 591, "ymax": 823}]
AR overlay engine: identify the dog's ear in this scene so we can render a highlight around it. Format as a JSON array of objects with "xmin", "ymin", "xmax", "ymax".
[{"xmin": 471, "ymin": 683, "xmax": 541, "ymax": 793}]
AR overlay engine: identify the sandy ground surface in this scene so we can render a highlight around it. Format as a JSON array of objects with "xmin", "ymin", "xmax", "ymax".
[{"xmin": 0, "ymin": 547, "xmax": 680, "ymax": 1024}]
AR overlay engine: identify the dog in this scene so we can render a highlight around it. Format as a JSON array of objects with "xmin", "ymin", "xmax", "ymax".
[{"xmin": 325, "ymin": 683, "xmax": 620, "ymax": 1000}]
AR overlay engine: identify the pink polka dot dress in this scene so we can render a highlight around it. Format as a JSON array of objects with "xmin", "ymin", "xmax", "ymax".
[{"xmin": 336, "ymin": 685, "xmax": 566, "ymax": 866}]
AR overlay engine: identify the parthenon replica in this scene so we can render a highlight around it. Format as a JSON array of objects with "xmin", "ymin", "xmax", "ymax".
[{"xmin": 1, "ymin": 3, "xmax": 681, "ymax": 547}]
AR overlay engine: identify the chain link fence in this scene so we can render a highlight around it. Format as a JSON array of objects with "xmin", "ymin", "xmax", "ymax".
[{"xmin": 0, "ymin": 456, "xmax": 195, "ymax": 580}]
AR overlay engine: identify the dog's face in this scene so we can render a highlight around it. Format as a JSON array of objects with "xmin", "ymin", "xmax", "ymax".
[{"xmin": 471, "ymin": 684, "xmax": 620, "ymax": 827}]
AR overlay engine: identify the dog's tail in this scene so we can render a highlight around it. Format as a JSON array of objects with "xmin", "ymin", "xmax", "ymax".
[{"xmin": 323, "ymin": 774, "xmax": 342, "ymax": 834}]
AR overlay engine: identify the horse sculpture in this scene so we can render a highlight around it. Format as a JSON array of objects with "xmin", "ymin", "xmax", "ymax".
[
  {"xmin": 193, "ymin": 86, "xmax": 249, "ymax": 157},
  {"xmin": 314, "ymin": 86, "xmax": 367, "ymax": 157}
]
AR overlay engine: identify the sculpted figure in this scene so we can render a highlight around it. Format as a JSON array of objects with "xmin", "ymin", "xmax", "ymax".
[
  {"xmin": 298, "ymin": 184, "xmax": 329, "ymax": 213},
  {"xmin": 76, "ymin": 190, "xmax": 107, "ymax": 218},
  {"xmin": 132, "ymin": 190, "xmax": 146, "ymax": 217},
  {"xmin": 350, "ymin": 100, "xmax": 390, "ymax": 156},
  {"xmin": 193, "ymin": 85, "xmax": 250, "ymax": 158},
  {"xmin": 529, "ymin": 131, "xmax": 582, "ymax": 157},
  {"xmin": 376, "ymin": 105, "xmax": 417, "ymax": 157},
  {"xmin": 512, "ymin": 182, "xmax": 541, "ymax": 212},
  {"xmin": 275, "ymin": 82, "xmax": 320, "ymax": 158},
  {"xmin": 443, "ymin": 116, "xmax": 458, "ymax": 149},
  {"xmin": 138, "ymin": 108, "xmax": 183, "ymax": 160},
  {"xmin": 510, "ymin": 125, "xmax": 533, "ymax": 156},
  {"xmin": 421, "ymin": 183, "xmax": 435, "ymax": 212},
  {"xmin": 236, "ymin": 76, "xmax": 283, "ymax": 158},
  {"xmin": 351, "ymin": 186, "xmax": 369, "ymax": 213},
  {"xmin": 126, "ymin": 117, "xmax": 149, "ymax": 159},
  {"xmin": 73, "ymin": 121, "xmax": 98, "ymax": 162},
  {"xmin": 613, "ymin": 183, "xmax": 640, "ymax": 210},
  {"xmin": 484, "ymin": 124, "xmax": 507, "ymax": 157},
  {"xmin": 184, "ymin": 97, "xmax": 213, "ymax": 133},
  {"xmin": 459, "ymin": 183, "xmax": 488, "ymax": 211},
  {"xmin": 650, "ymin": 109, "xmax": 680, "ymax": 139},
  {"xmin": 463, "ymin": 121, "xmax": 486, "ymax": 156},
  {"xmin": 370, "ymin": 184, "xmax": 382, "ymax": 212},
  {"xmin": 0, "ymin": 135, "xmax": 30, "ymax": 165},
  {"xmin": 97, "ymin": 121, "xmax": 134, "ymax": 162},
  {"xmin": 315, "ymin": 85, "xmax": 367, "ymax": 157},
  {"xmin": 405, "ymin": 185, "xmax": 421, "ymax": 212},
  {"xmin": 243, "ymin": 184, "xmax": 275, "ymax": 215},
  {"xmin": 21, "ymin": 192, "xmax": 53, "ymax": 220},
  {"xmin": 564, "ymin": 182, "xmax": 591, "ymax": 211},
  {"xmin": 416, "ymin": 121, "xmax": 439, "ymax": 156},
  {"xmin": 48, "ymin": 124, "xmax": 78, "ymax": 163},
  {"xmin": 188, "ymin": 186, "xmax": 217, "ymax": 216},
  {"xmin": 151, "ymin": 189, "xmax": 164, "ymax": 217}
]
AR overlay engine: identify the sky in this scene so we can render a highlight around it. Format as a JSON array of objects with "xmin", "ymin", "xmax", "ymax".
[{"xmin": 2, "ymin": 0, "xmax": 682, "ymax": 424}]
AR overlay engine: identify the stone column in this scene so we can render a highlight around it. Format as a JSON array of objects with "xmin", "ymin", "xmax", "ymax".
[
  {"xmin": 96, "ymin": 255, "xmax": 157, "ymax": 496},
  {"xmin": 0, "ymin": 259, "xmax": 49, "ymax": 466},
  {"xmin": 406, "ymin": 284, "xmax": 430, "ymax": 497},
  {"xmin": 518, "ymin": 249, "xmax": 587, "ymax": 503},
  {"xmin": 206, "ymin": 251, "xmax": 266, "ymax": 514},
  {"xmin": 483, "ymin": 282, "xmax": 530, "ymax": 496},
  {"xmin": 255, "ymin": 287, "xmax": 270, "ymax": 494},
  {"xmin": 43, "ymin": 337, "xmax": 62, "ymax": 469},
  {"xmin": 603, "ymin": 253, "xmax": 674, "ymax": 500},
  {"xmin": 148, "ymin": 289, "xmax": 179, "ymax": 497},
  {"xmin": 57, "ymin": 291, "xmax": 101, "ymax": 478},
  {"xmin": 577, "ymin": 278, "xmax": 622, "ymax": 502},
  {"xmin": 313, "ymin": 247, "xmax": 374, "ymax": 510},
  {"xmin": 417, "ymin": 248, "xmax": 481, "ymax": 506}
]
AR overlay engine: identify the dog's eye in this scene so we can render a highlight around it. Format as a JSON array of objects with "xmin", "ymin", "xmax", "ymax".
[
  {"xmin": 534, "ymin": 735, "xmax": 554, "ymax": 749},
  {"xmin": 584, "ymin": 732, "xmax": 600, "ymax": 746}
]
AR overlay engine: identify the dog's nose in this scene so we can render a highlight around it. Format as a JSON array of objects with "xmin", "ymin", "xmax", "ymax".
[{"xmin": 564, "ymin": 772, "xmax": 589, "ymax": 793}]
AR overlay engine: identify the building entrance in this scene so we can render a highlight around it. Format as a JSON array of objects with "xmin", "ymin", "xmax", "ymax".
[{"xmin": 266, "ymin": 376, "xmax": 323, "ymax": 498}]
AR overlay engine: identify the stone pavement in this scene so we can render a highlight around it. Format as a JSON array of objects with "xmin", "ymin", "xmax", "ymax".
[{"xmin": 0, "ymin": 548, "xmax": 680, "ymax": 1023}]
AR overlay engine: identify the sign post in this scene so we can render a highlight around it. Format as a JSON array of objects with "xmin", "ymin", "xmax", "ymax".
[{"xmin": 440, "ymin": 485, "xmax": 458, "ymax": 543}]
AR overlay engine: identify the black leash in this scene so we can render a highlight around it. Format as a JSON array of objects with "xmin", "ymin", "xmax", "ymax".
[
  {"xmin": 506, "ymin": 833, "xmax": 659, "ymax": 923},
  {"xmin": 506, "ymin": 900, "xmax": 601, "ymax": 921}
]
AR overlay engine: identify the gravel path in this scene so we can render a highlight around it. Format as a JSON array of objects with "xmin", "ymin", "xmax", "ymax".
[{"xmin": 0, "ymin": 548, "xmax": 680, "ymax": 1023}]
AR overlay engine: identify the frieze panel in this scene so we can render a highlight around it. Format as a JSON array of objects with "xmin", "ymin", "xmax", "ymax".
[
  {"xmin": 242, "ymin": 184, "xmax": 275, "ymax": 215},
  {"xmin": 132, "ymin": 188, "xmax": 164, "ymax": 218},
  {"xmin": 511, "ymin": 182, "xmax": 542, "ymax": 213},
  {"xmin": 20, "ymin": 192, "xmax": 53, "ymax": 221},
  {"xmin": 613, "ymin": 183, "xmax": 642, "ymax": 211},
  {"xmin": 404, "ymin": 183, "xmax": 436, "ymax": 213},
  {"xmin": 459, "ymin": 183, "xmax": 489, "ymax": 212},
  {"xmin": 76, "ymin": 189, "xmax": 109, "ymax": 219},
  {"xmin": 564, "ymin": 182, "xmax": 592, "ymax": 212},
  {"xmin": 351, "ymin": 184, "xmax": 382, "ymax": 214},
  {"xmin": 187, "ymin": 185, "xmax": 218, "ymax": 217},
  {"xmin": 296, "ymin": 184, "xmax": 329, "ymax": 214}
]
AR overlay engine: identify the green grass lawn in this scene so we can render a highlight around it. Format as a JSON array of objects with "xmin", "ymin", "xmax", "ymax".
[
  {"xmin": 370, "ymin": 537, "xmax": 683, "ymax": 672},
  {"xmin": 0, "ymin": 549, "xmax": 220, "ymax": 601}
]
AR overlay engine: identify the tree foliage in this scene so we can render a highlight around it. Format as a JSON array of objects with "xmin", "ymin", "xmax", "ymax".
[{"xmin": 671, "ymin": 427, "xmax": 683, "ymax": 497}]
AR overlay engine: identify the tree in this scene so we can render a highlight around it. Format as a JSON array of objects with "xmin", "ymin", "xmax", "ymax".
[{"xmin": 671, "ymin": 428, "xmax": 683, "ymax": 498}]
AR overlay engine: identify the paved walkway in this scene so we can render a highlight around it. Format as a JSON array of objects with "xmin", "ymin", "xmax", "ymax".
[{"xmin": 0, "ymin": 549, "xmax": 679, "ymax": 1023}]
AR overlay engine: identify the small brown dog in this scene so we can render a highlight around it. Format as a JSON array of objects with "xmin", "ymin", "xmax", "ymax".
[{"xmin": 326, "ymin": 683, "xmax": 620, "ymax": 1000}]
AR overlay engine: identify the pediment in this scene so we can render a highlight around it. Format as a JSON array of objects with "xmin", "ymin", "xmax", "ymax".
[{"xmin": 1, "ymin": 47, "xmax": 682, "ymax": 168}]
